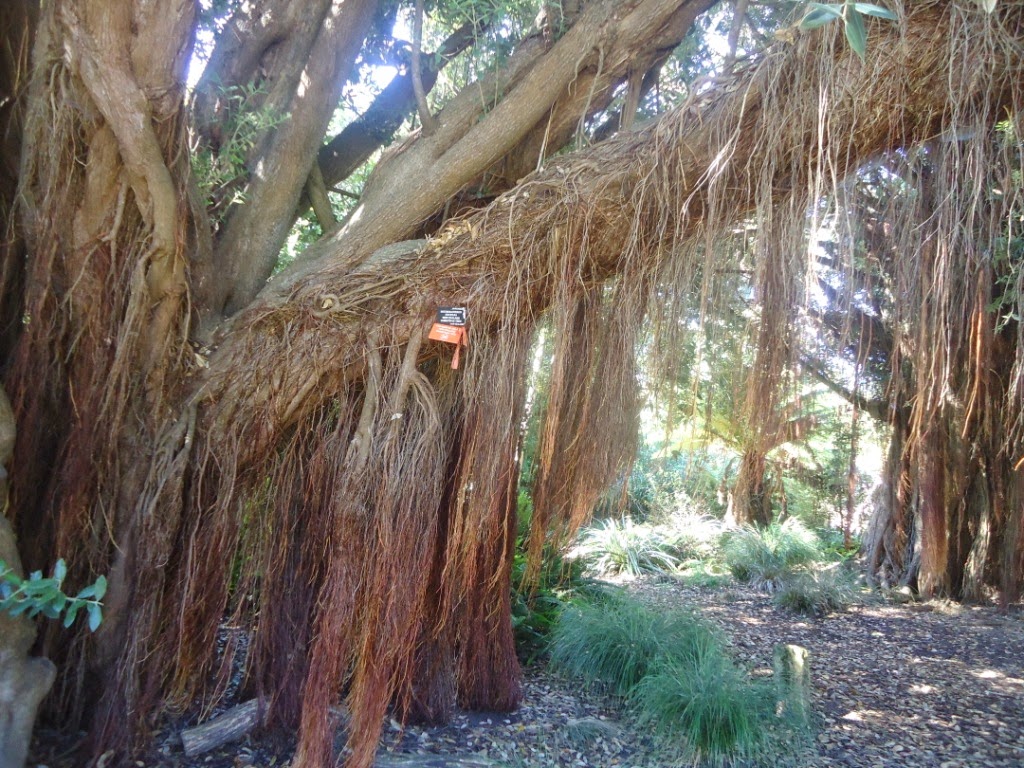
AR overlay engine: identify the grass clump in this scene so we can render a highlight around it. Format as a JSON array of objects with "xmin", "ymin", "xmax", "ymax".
[
  {"xmin": 660, "ymin": 513, "xmax": 725, "ymax": 561},
  {"xmin": 723, "ymin": 518, "xmax": 822, "ymax": 590},
  {"xmin": 575, "ymin": 517, "xmax": 680, "ymax": 576},
  {"xmin": 551, "ymin": 596, "xmax": 783, "ymax": 764},
  {"xmin": 550, "ymin": 597, "xmax": 716, "ymax": 694},
  {"xmin": 773, "ymin": 567, "xmax": 858, "ymax": 616},
  {"xmin": 630, "ymin": 654, "xmax": 773, "ymax": 766}
]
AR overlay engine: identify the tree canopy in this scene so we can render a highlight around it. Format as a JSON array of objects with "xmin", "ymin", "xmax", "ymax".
[{"xmin": 1, "ymin": 1, "xmax": 1023, "ymax": 766}]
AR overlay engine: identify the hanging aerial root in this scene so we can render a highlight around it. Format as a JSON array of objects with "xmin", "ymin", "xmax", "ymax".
[{"xmin": 64, "ymin": 2, "xmax": 1024, "ymax": 763}]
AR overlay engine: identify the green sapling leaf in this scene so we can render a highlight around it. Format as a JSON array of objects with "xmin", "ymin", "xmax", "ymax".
[
  {"xmin": 844, "ymin": 8, "xmax": 868, "ymax": 59},
  {"xmin": 852, "ymin": 3, "xmax": 898, "ymax": 20}
]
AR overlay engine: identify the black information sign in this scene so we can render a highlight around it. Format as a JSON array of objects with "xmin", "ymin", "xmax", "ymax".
[{"xmin": 437, "ymin": 307, "xmax": 468, "ymax": 326}]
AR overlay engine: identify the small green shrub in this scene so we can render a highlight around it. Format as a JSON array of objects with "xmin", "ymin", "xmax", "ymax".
[
  {"xmin": 630, "ymin": 654, "xmax": 773, "ymax": 766},
  {"xmin": 723, "ymin": 519, "xmax": 822, "ymax": 590},
  {"xmin": 549, "ymin": 598, "xmax": 720, "ymax": 695},
  {"xmin": 773, "ymin": 568, "xmax": 858, "ymax": 616},
  {"xmin": 575, "ymin": 517, "xmax": 680, "ymax": 576},
  {"xmin": 511, "ymin": 554, "xmax": 610, "ymax": 662},
  {"xmin": 0, "ymin": 558, "xmax": 106, "ymax": 630}
]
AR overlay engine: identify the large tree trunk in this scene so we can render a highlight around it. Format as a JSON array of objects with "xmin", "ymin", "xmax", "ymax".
[
  {"xmin": 729, "ymin": 450, "xmax": 770, "ymax": 527},
  {"xmin": 1, "ymin": 3, "xmax": 1023, "ymax": 768},
  {"xmin": 4, "ymin": 0, "xmax": 196, "ymax": 743},
  {"xmin": 0, "ymin": 9, "xmax": 55, "ymax": 762},
  {"xmin": 865, "ymin": 406, "xmax": 918, "ymax": 589}
]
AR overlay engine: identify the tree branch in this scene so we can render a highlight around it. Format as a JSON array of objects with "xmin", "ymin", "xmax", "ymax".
[
  {"xmin": 411, "ymin": 0, "xmax": 439, "ymax": 136},
  {"xmin": 724, "ymin": 0, "xmax": 749, "ymax": 72},
  {"xmin": 214, "ymin": 0, "xmax": 378, "ymax": 317},
  {"xmin": 290, "ymin": 0, "xmax": 716, "ymax": 279},
  {"xmin": 191, "ymin": 0, "xmax": 325, "ymax": 145},
  {"xmin": 208, "ymin": 2, "xmax": 1004, "ymax": 451},
  {"xmin": 316, "ymin": 21, "xmax": 480, "ymax": 192},
  {"xmin": 305, "ymin": 163, "xmax": 336, "ymax": 231},
  {"xmin": 801, "ymin": 356, "xmax": 889, "ymax": 422}
]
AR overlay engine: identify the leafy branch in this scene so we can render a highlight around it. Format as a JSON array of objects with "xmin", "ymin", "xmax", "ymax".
[
  {"xmin": 0, "ymin": 558, "xmax": 106, "ymax": 631},
  {"xmin": 192, "ymin": 81, "xmax": 289, "ymax": 218},
  {"xmin": 800, "ymin": 2, "xmax": 897, "ymax": 59}
]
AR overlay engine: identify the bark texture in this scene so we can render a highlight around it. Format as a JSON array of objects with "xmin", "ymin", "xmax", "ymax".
[{"xmin": 0, "ymin": 3, "xmax": 1022, "ymax": 768}]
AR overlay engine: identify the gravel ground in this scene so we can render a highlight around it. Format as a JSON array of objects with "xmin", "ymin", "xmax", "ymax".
[
  {"xmin": 30, "ymin": 578, "xmax": 1024, "ymax": 767},
  {"xmin": 631, "ymin": 579, "xmax": 1024, "ymax": 768}
]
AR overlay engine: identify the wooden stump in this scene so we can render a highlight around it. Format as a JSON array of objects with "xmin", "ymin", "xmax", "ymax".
[{"xmin": 773, "ymin": 643, "xmax": 810, "ymax": 725}]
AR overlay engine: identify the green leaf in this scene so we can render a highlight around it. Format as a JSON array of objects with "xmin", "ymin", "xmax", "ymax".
[
  {"xmin": 87, "ymin": 603, "xmax": 103, "ymax": 632},
  {"xmin": 52, "ymin": 559, "xmax": 67, "ymax": 582},
  {"xmin": 63, "ymin": 602, "xmax": 81, "ymax": 628},
  {"xmin": 93, "ymin": 575, "xmax": 107, "ymax": 601},
  {"xmin": 76, "ymin": 575, "xmax": 107, "ymax": 601},
  {"xmin": 851, "ymin": 3, "xmax": 897, "ymax": 20},
  {"xmin": 800, "ymin": 3, "xmax": 844, "ymax": 30},
  {"xmin": 844, "ymin": 9, "xmax": 868, "ymax": 59}
]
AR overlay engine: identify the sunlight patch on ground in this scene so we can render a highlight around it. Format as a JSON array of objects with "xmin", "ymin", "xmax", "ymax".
[
  {"xmin": 970, "ymin": 667, "xmax": 1024, "ymax": 695},
  {"xmin": 840, "ymin": 709, "xmax": 885, "ymax": 723}
]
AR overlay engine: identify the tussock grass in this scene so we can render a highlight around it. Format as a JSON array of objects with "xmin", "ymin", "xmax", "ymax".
[
  {"xmin": 660, "ymin": 513, "xmax": 726, "ymax": 561},
  {"xmin": 550, "ymin": 595, "xmax": 788, "ymax": 765},
  {"xmin": 723, "ymin": 519, "xmax": 822, "ymax": 591},
  {"xmin": 575, "ymin": 518, "xmax": 680, "ymax": 577},
  {"xmin": 772, "ymin": 567, "xmax": 858, "ymax": 616},
  {"xmin": 630, "ymin": 654, "xmax": 774, "ymax": 766},
  {"xmin": 550, "ymin": 598, "xmax": 719, "ymax": 695},
  {"xmin": 574, "ymin": 512, "xmax": 726, "ymax": 578}
]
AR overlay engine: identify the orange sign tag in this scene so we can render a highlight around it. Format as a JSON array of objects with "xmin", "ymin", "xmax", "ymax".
[
  {"xmin": 428, "ymin": 323, "xmax": 468, "ymax": 369},
  {"xmin": 429, "ymin": 323, "xmax": 464, "ymax": 344}
]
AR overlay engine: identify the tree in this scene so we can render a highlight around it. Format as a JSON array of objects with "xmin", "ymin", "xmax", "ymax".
[{"xmin": 1, "ymin": 1, "xmax": 1022, "ymax": 766}]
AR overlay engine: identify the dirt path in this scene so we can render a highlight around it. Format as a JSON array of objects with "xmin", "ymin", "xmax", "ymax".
[
  {"xmin": 631, "ymin": 579, "xmax": 1024, "ymax": 768},
  {"xmin": 30, "ymin": 580, "xmax": 1024, "ymax": 767}
]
